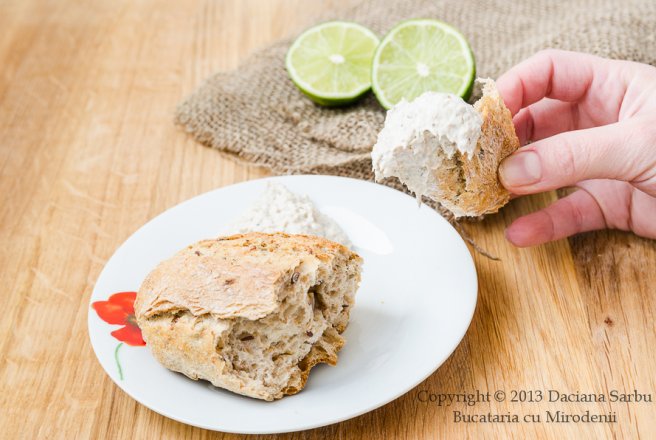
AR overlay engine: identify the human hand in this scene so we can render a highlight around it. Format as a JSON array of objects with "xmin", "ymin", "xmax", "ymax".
[{"xmin": 496, "ymin": 49, "xmax": 656, "ymax": 247}]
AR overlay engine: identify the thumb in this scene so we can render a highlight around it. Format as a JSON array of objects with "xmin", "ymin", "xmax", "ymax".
[{"xmin": 499, "ymin": 119, "xmax": 656, "ymax": 196}]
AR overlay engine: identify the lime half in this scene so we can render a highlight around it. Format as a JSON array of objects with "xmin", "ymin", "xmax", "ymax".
[
  {"xmin": 372, "ymin": 19, "xmax": 476, "ymax": 109},
  {"xmin": 286, "ymin": 21, "xmax": 380, "ymax": 106}
]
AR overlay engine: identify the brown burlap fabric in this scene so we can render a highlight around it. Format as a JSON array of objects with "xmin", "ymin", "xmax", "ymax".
[{"xmin": 175, "ymin": 0, "xmax": 656, "ymax": 256}]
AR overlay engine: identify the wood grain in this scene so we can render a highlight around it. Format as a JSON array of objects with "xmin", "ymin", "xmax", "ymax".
[{"xmin": 0, "ymin": 1, "xmax": 654, "ymax": 438}]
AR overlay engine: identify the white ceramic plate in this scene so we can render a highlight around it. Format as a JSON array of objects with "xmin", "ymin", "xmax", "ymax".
[{"xmin": 88, "ymin": 175, "xmax": 477, "ymax": 434}]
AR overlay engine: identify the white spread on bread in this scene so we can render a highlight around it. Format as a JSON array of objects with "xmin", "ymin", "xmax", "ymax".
[
  {"xmin": 230, "ymin": 182, "xmax": 352, "ymax": 247},
  {"xmin": 371, "ymin": 92, "xmax": 483, "ymax": 203}
]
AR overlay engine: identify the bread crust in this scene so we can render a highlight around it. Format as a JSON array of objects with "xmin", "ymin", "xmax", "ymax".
[
  {"xmin": 430, "ymin": 79, "xmax": 520, "ymax": 217},
  {"xmin": 135, "ymin": 232, "xmax": 362, "ymax": 401},
  {"xmin": 135, "ymin": 232, "xmax": 356, "ymax": 319}
]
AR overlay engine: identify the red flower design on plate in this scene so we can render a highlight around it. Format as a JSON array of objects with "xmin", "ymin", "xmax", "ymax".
[{"xmin": 92, "ymin": 291, "xmax": 145, "ymax": 346}]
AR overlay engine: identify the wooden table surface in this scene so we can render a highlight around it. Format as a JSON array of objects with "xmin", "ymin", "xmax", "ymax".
[{"xmin": 2, "ymin": 0, "xmax": 655, "ymax": 438}]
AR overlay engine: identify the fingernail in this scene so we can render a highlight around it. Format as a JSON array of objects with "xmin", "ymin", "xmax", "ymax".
[{"xmin": 499, "ymin": 151, "xmax": 542, "ymax": 187}]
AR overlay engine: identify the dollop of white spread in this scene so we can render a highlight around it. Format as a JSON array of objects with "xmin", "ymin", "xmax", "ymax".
[
  {"xmin": 371, "ymin": 92, "xmax": 483, "ymax": 202},
  {"xmin": 229, "ymin": 182, "xmax": 352, "ymax": 248}
]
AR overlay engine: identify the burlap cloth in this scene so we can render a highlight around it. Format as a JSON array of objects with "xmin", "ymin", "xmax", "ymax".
[{"xmin": 175, "ymin": 0, "xmax": 656, "ymax": 256}]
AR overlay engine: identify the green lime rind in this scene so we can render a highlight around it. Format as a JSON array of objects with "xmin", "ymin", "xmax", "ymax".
[
  {"xmin": 286, "ymin": 21, "xmax": 380, "ymax": 106},
  {"xmin": 371, "ymin": 19, "xmax": 476, "ymax": 109}
]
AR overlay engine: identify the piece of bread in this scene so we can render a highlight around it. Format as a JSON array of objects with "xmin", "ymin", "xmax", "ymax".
[
  {"xmin": 449, "ymin": 79, "xmax": 520, "ymax": 217},
  {"xmin": 134, "ymin": 232, "xmax": 362, "ymax": 401},
  {"xmin": 372, "ymin": 79, "xmax": 520, "ymax": 218}
]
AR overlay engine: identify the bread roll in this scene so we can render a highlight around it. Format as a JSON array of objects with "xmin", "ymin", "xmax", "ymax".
[{"xmin": 135, "ymin": 232, "xmax": 362, "ymax": 401}]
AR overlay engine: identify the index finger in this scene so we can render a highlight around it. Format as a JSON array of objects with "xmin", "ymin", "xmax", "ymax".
[{"xmin": 496, "ymin": 49, "xmax": 603, "ymax": 115}]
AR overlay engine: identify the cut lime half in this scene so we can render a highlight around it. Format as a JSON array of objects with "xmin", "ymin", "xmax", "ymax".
[
  {"xmin": 286, "ymin": 21, "xmax": 380, "ymax": 106},
  {"xmin": 372, "ymin": 19, "xmax": 476, "ymax": 109}
]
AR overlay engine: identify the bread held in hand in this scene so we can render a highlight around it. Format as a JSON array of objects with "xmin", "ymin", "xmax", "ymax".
[{"xmin": 372, "ymin": 78, "xmax": 520, "ymax": 217}]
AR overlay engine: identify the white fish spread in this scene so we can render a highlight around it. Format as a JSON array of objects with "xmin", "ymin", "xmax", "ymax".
[
  {"xmin": 371, "ymin": 91, "xmax": 483, "ymax": 202},
  {"xmin": 229, "ymin": 182, "xmax": 352, "ymax": 248}
]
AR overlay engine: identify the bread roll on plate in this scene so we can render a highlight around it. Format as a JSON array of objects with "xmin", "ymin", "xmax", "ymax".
[{"xmin": 135, "ymin": 232, "xmax": 362, "ymax": 401}]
